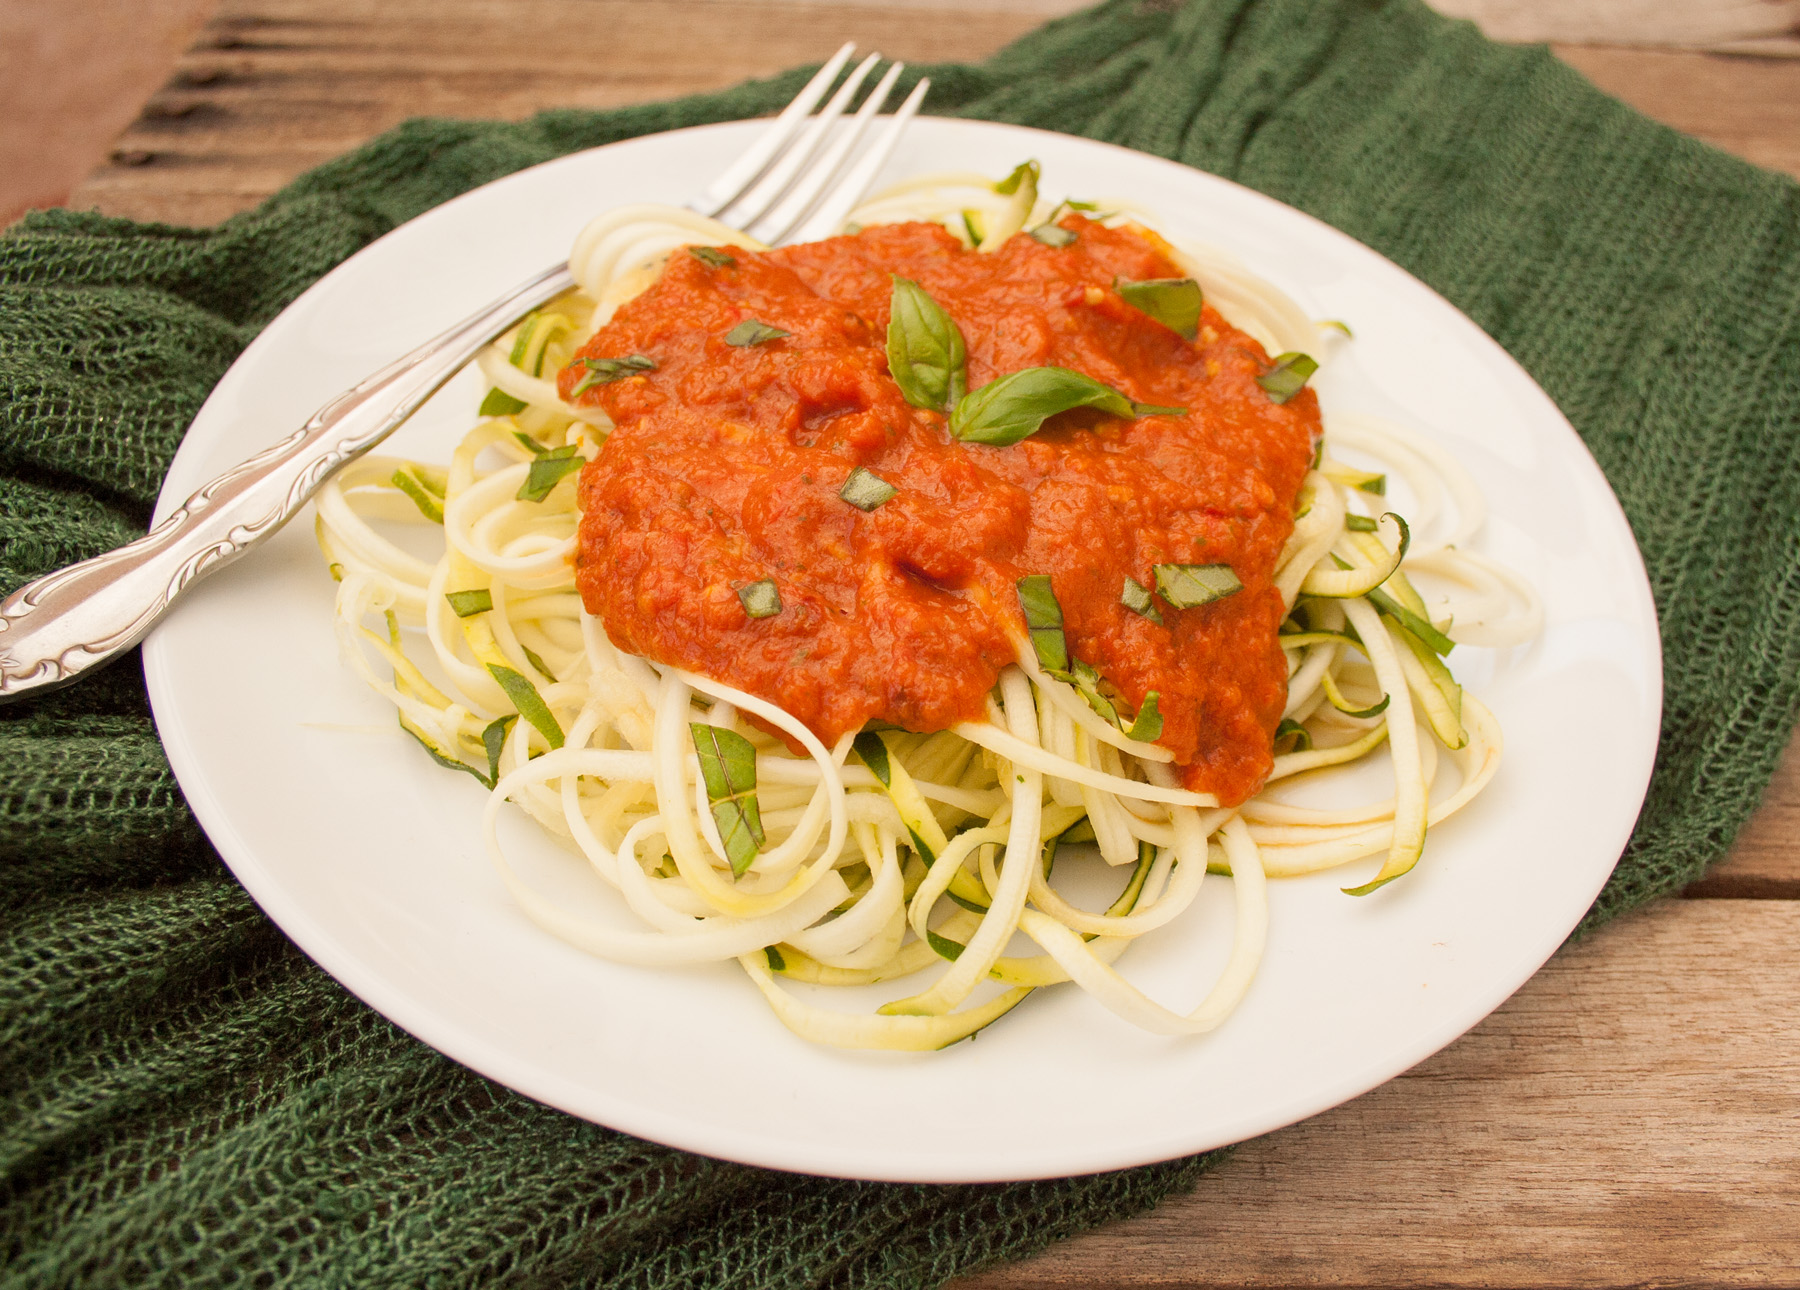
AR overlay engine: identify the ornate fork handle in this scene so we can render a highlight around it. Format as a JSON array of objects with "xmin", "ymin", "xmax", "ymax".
[{"xmin": 0, "ymin": 262, "xmax": 575, "ymax": 701}]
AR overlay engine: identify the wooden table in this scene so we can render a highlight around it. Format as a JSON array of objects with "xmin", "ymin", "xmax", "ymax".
[{"xmin": 63, "ymin": 3, "xmax": 1800, "ymax": 1284}]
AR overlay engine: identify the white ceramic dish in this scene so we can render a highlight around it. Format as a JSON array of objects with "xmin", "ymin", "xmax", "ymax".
[{"xmin": 144, "ymin": 118, "xmax": 1661, "ymax": 1183}]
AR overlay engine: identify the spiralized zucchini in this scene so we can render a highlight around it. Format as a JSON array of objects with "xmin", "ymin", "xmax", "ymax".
[{"xmin": 313, "ymin": 168, "xmax": 1541, "ymax": 1051}]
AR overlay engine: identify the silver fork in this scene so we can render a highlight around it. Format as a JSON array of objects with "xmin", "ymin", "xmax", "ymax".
[{"xmin": 0, "ymin": 46, "xmax": 927, "ymax": 702}]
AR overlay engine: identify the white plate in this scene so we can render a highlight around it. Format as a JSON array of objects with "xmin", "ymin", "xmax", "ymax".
[{"xmin": 144, "ymin": 118, "xmax": 1661, "ymax": 1183}]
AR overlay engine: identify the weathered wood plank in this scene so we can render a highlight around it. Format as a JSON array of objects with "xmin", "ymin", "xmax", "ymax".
[{"xmin": 953, "ymin": 899, "xmax": 1800, "ymax": 1290}]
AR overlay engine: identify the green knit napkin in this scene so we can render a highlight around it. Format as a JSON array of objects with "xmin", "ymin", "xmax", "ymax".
[{"xmin": 4, "ymin": 0, "xmax": 1798, "ymax": 1284}]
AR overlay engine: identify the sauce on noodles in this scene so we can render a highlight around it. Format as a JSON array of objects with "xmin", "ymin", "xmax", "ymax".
[{"xmin": 562, "ymin": 217, "xmax": 1318, "ymax": 805}]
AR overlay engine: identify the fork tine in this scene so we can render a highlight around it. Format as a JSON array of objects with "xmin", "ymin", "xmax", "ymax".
[
  {"xmin": 687, "ymin": 41, "xmax": 856, "ymax": 218},
  {"xmin": 718, "ymin": 52, "xmax": 883, "ymax": 232},
  {"xmin": 783, "ymin": 76, "xmax": 930, "ymax": 246},
  {"xmin": 749, "ymin": 59, "xmax": 905, "ymax": 247}
]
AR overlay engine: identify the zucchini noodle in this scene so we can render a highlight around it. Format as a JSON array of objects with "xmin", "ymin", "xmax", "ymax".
[{"xmin": 312, "ymin": 166, "xmax": 1540, "ymax": 1051}]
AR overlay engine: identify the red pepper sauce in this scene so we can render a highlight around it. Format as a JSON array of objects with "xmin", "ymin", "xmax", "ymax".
[{"xmin": 562, "ymin": 218, "xmax": 1319, "ymax": 805}]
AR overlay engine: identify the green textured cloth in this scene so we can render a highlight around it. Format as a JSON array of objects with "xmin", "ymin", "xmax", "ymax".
[{"xmin": 4, "ymin": 0, "xmax": 1799, "ymax": 1282}]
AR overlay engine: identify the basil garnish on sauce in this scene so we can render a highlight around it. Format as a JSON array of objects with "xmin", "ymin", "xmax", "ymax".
[
  {"xmin": 886, "ymin": 277, "xmax": 967, "ymax": 413},
  {"xmin": 517, "ymin": 445, "xmax": 584, "ymax": 502},
  {"xmin": 950, "ymin": 367, "xmax": 1185, "ymax": 447},
  {"xmin": 688, "ymin": 246, "xmax": 737, "ymax": 268},
  {"xmin": 1120, "ymin": 574, "xmax": 1163, "ymax": 625},
  {"xmin": 1124, "ymin": 692, "xmax": 1163, "ymax": 742},
  {"xmin": 838, "ymin": 466, "xmax": 897, "ymax": 512},
  {"xmin": 1153, "ymin": 562, "xmax": 1243, "ymax": 609},
  {"xmin": 1029, "ymin": 223, "xmax": 1076, "ymax": 247},
  {"xmin": 690, "ymin": 723, "xmax": 766, "ymax": 878},
  {"xmin": 1115, "ymin": 276, "xmax": 1203, "ymax": 341},
  {"xmin": 1015, "ymin": 575, "xmax": 1069, "ymax": 674},
  {"xmin": 1256, "ymin": 352, "xmax": 1319, "ymax": 404},
  {"xmin": 725, "ymin": 320, "xmax": 790, "ymax": 347},
  {"xmin": 738, "ymin": 579, "xmax": 782, "ymax": 618},
  {"xmin": 570, "ymin": 353, "xmax": 656, "ymax": 397}
]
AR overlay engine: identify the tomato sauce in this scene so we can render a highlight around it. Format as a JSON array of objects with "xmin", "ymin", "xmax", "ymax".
[{"xmin": 562, "ymin": 218, "xmax": 1319, "ymax": 805}]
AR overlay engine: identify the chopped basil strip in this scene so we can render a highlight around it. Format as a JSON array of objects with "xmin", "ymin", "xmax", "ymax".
[
  {"xmin": 690, "ymin": 723, "xmax": 766, "ymax": 878},
  {"xmin": 1310, "ymin": 436, "xmax": 1324, "ymax": 470},
  {"xmin": 853, "ymin": 730, "xmax": 892, "ymax": 787},
  {"xmin": 960, "ymin": 210, "xmax": 985, "ymax": 248},
  {"xmin": 994, "ymin": 159, "xmax": 1039, "ymax": 195},
  {"xmin": 1029, "ymin": 223, "xmax": 1076, "ymax": 247},
  {"xmin": 1256, "ymin": 352, "xmax": 1319, "ymax": 404},
  {"xmin": 516, "ymin": 445, "xmax": 583, "ymax": 502},
  {"xmin": 1067, "ymin": 658, "xmax": 1118, "ymax": 726},
  {"xmin": 725, "ymin": 319, "xmax": 790, "ymax": 346},
  {"xmin": 521, "ymin": 644, "xmax": 555, "ymax": 682},
  {"xmin": 1115, "ymin": 276, "xmax": 1203, "ymax": 341},
  {"xmin": 1153, "ymin": 562, "xmax": 1243, "ymax": 609},
  {"xmin": 688, "ymin": 246, "xmax": 737, "ymax": 268},
  {"xmin": 764, "ymin": 945, "xmax": 786, "ymax": 972},
  {"xmin": 478, "ymin": 388, "xmax": 528, "ymax": 417},
  {"xmin": 445, "ymin": 588, "xmax": 493, "ymax": 618},
  {"xmin": 886, "ymin": 276, "xmax": 967, "ymax": 413},
  {"xmin": 1015, "ymin": 574, "xmax": 1068, "ymax": 673},
  {"xmin": 486, "ymin": 663, "xmax": 563, "ymax": 748},
  {"xmin": 950, "ymin": 366, "xmax": 1185, "ymax": 446},
  {"xmin": 481, "ymin": 714, "xmax": 516, "ymax": 785},
  {"xmin": 1120, "ymin": 574, "xmax": 1163, "ymax": 624},
  {"xmin": 1345, "ymin": 513, "xmax": 1378, "ymax": 532},
  {"xmin": 1275, "ymin": 717, "xmax": 1312, "ymax": 751},
  {"xmin": 391, "ymin": 465, "xmax": 445, "ymax": 523},
  {"xmin": 570, "ymin": 353, "xmax": 656, "ymax": 397},
  {"xmin": 838, "ymin": 466, "xmax": 898, "ymax": 511},
  {"xmin": 1124, "ymin": 692, "xmax": 1163, "ymax": 742},
  {"xmin": 927, "ymin": 930, "xmax": 966, "ymax": 961},
  {"xmin": 512, "ymin": 431, "xmax": 547, "ymax": 456},
  {"xmin": 738, "ymin": 578, "xmax": 782, "ymax": 618}
]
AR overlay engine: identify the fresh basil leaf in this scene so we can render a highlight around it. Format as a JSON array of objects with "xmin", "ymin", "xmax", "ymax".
[
  {"xmin": 1115, "ymin": 276, "xmax": 1203, "ymax": 341},
  {"xmin": 688, "ymin": 246, "xmax": 737, "ymax": 268},
  {"xmin": 1124, "ymin": 692, "xmax": 1163, "ymax": 742},
  {"xmin": 1068, "ymin": 658, "xmax": 1118, "ymax": 726},
  {"xmin": 1120, "ymin": 574, "xmax": 1163, "ymax": 625},
  {"xmin": 570, "ymin": 353, "xmax": 656, "ymax": 397},
  {"xmin": 400, "ymin": 714, "xmax": 493, "ymax": 788},
  {"xmin": 690, "ymin": 723, "xmax": 765, "ymax": 877},
  {"xmin": 1345, "ymin": 513, "xmax": 1378, "ymax": 532},
  {"xmin": 516, "ymin": 446, "xmax": 584, "ymax": 503},
  {"xmin": 1015, "ymin": 574, "xmax": 1068, "ymax": 673},
  {"xmin": 486, "ymin": 663, "xmax": 564, "ymax": 748},
  {"xmin": 725, "ymin": 319, "xmax": 790, "ymax": 346},
  {"xmin": 960, "ymin": 210, "xmax": 985, "ymax": 248},
  {"xmin": 1256, "ymin": 352, "xmax": 1319, "ymax": 404},
  {"xmin": 512, "ymin": 431, "xmax": 548, "ymax": 456},
  {"xmin": 1029, "ymin": 223, "xmax": 1076, "ymax": 247},
  {"xmin": 764, "ymin": 945, "xmax": 786, "ymax": 972},
  {"xmin": 886, "ymin": 276, "xmax": 967, "ymax": 413},
  {"xmin": 949, "ymin": 366, "xmax": 1185, "ymax": 446},
  {"xmin": 482, "ymin": 714, "xmax": 517, "ymax": 784},
  {"xmin": 738, "ymin": 579, "xmax": 782, "ymax": 618},
  {"xmin": 1153, "ymin": 563, "xmax": 1243, "ymax": 609},
  {"xmin": 838, "ymin": 466, "xmax": 898, "ymax": 512},
  {"xmin": 521, "ymin": 644, "xmax": 555, "ymax": 682},
  {"xmin": 445, "ymin": 589, "xmax": 492, "ymax": 618},
  {"xmin": 479, "ymin": 388, "xmax": 528, "ymax": 417}
]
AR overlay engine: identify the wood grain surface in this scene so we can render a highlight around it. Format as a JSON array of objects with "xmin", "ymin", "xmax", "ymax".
[{"xmin": 35, "ymin": 1, "xmax": 1800, "ymax": 1284}]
